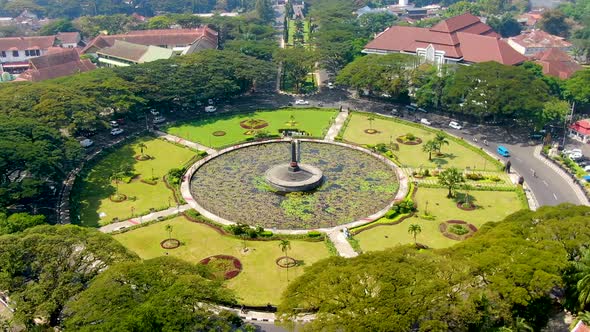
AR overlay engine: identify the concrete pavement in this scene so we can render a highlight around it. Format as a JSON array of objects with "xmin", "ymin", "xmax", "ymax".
[
  {"xmin": 155, "ymin": 131, "xmax": 217, "ymax": 155},
  {"xmin": 324, "ymin": 108, "xmax": 348, "ymax": 141},
  {"xmin": 99, "ymin": 204, "xmax": 190, "ymax": 233}
]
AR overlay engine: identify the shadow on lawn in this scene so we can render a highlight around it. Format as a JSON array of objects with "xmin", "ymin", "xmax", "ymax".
[{"xmin": 72, "ymin": 143, "xmax": 139, "ymax": 227}]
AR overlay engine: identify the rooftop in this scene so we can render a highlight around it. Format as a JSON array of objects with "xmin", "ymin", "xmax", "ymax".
[
  {"xmin": 531, "ymin": 48, "xmax": 582, "ymax": 79},
  {"xmin": 97, "ymin": 40, "xmax": 174, "ymax": 63},
  {"xmin": 0, "ymin": 35, "xmax": 55, "ymax": 51},
  {"xmin": 364, "ymin": 13, "xmax": 526, "ymax": 65},
  {"xmin": 570, "ymin": 119, "xmax": 590, "ymax": 136},
  {"xmin": 16, "ymin": 49, "xmax": 95, "ymax": 82},
  {"xmin": 509, "ymin": 29, "xmax": 572, "ymax": 48}
]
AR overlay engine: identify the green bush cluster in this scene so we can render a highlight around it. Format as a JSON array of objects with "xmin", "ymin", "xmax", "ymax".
[{"xmin": 385, "ymin": 199, "xmax": 415, "ymax": 219}]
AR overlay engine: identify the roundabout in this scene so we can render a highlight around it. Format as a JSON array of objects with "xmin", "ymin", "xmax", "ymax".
[{"xmin": 182, "ymin": 139, "xmax": 408, "ymax": 231}]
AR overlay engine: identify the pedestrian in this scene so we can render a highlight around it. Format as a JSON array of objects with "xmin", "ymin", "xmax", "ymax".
[
  {"xmin": 483, "ymin": 139, "xmax": 488, "ymax": 146},
  {"xmin": 532, "ymin": 169, "xmax": 536, "ymax": 178}
]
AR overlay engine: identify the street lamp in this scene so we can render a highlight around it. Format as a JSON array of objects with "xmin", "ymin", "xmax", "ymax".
[{"xmin": 562, "ymin": 101, "xmax": 575, "ymax": 148}]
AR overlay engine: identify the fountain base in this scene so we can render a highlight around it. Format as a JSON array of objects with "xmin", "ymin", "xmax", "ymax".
[{"xmin": 265, "ymin": 164, "xmax": 323, "ymax": 192}]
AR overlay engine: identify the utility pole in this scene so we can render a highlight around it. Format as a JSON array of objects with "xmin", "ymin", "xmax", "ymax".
[{"xmin": 562, "ymin": 101, "xmax": 575, "ymax": 147}]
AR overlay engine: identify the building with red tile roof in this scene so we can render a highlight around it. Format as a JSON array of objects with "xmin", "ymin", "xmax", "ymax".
[
  {"xmin": 517, "ymin": 10, "xmax": 544, "ymax": 28},
  {"xmin": 82, "ymin": 27, "xmax": 218, "ymax": 56},
  {"xmin": 530, "ymin": 48, "xmax": 582, "ymax": 79},
  {"xmin": 569, "ymin": 119, "xmax": 590, "ymax": 143},
  {"xmin": 15, "ymin": 48, "xmax": 96, "ymax": 82},
  {"xmin": 572, "ymin": 321, "xmax": 590, "ymax": 332},
  {"xmin": 363, "ymin": 13, "xmax": 527, "ymax": 66},
  {"xmin": 508, "ymin": 29, "xmax": 572, "ymax": 56}
]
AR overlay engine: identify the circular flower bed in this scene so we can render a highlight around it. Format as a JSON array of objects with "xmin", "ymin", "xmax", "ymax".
[
  {"xmin": 212, "ymin": 131, "xmax": 226, "ymax": 136},
  {"xmin": 240, "ymin": 119, "xmax": 269, "ymax": 130},
  {"xmin": 109, "ymin": 193, "xmax": 127, "ymax": 202},
  {"xmin": 456, "ymin": 201, "xmax": 476, "ymax": 211},
  {"xmin": 396, "ymin": 135, "xmax": 423, "ymax": 145},
  {"xmin": 364, "ymin": 129, "xmax": 379, "ymax": 134},
  {"xmin": 160, "ymin": 238, "xmax": 181, "ymax": 249},
  {"xmin": 199, "ymin": 255, "xmax": 242, "ymax": 280},
  {"xmin": 276, "ymin": 256, "xmax": 297, "ymax": 268},
  {"xmin": 439, "ymin": 220, "xmax": 477, "ymax": 241},
  {"xmin": 135, "ymin": 154, "xmax": 152, "ymax": 161}
]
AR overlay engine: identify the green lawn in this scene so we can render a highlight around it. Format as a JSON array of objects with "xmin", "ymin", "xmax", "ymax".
[
  {"xmin": 165, "ymin": 109, "xmax": 336, "ymax": 148},
  {"xmin": 114, "ymin": 217, "xmax": 330, "ymax": 305},
  {"xmin": 354, "ymin": 187, "xmax": 526, "ymax": 251},
  {"xmin": 343, "ymin": 113, "xmax": 500, "ymax": 170},
  {"xmin": 74, "ymin": 137, "xmax": 197, "ymax": 227}
]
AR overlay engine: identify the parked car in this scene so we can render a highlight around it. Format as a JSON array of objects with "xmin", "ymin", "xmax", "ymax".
[
  {"xmin": 497, "ymin": 145, "xmax": 510, "ymax": 157},
  {"xmin": 295, "ymin": 99, "xmax": 309, "ymax": 105},
  {"xmin": 420, "ymin": 118, "xmax": 431, "ymax": 126},
  {"xmin": 568, "ymin": 152, "xmax": 583, "ymax": 160},
  {"xmin": 116, "ymin": 118, "xmax": 125, "ymax": 125},
  {"xmin": 390, "ymin": 108, "xmax": 399, "ymax": 116},
  {"xmin": 584, "ymin": 165, "xmax": 590, "ymax": 172},
  {"xmin": 150, "ymin": 109, "xmax": 159, "ymax": 116},
  {"xmin": 564, "ymin": 148, "xmax": 583, "ymax": 155},
  {"xmin": 196, "ymin": 101, "xmax": 203, "ymax": 106},
  {"xmin": 405, "ymin": 105, "xmax": 417, "ymax": 112},
  {"xmin": 79, "ymin": 138, "xmax": 94, "ymax": 148},
  {"xmin": 153, "ymin": 116, "xmax": 166, "ymax": 124},
  {"xmin": 529, "ymin": 132, "xmax": 544, "ymax": 140},
  {"xmin": 205, "ymin": 106, "xmax": 217, "ymax": 113},
  {"xmin": 327, "ymin": 82, "xmax": 334, "ymax": 89},
  {"xmin": 208, "ymin": 99, "xmax": 214, "ymax": 105},
  {"xmin": 110, "ymin": 128, "xmax": 124, "ymax": 136},
  {"xmin": 418, "ymin": 107, "xmax": 428, "ymax": 113},
  {"xmin": 109, "ymin": 120, "xmax": 119, "ymax": 128},
  {"xmin": 448, "ymin": 121, "xmax": 462, "ymax": 130}
]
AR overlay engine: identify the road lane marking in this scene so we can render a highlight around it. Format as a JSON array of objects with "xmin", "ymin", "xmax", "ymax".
[
  {"xmin": 553, "ymin": 193, "xmax": 558, "ymax": 200},
  {"xmin": 515, "ymin": 157, "xmax": 522, "ymax": 162},
  {"xmin": 543, "ymin": 180, "xmax": 548, "ymax": 187}
]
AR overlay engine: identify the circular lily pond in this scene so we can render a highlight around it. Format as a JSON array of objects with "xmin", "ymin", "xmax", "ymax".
[{"xmin": 189, "ymin": 141, "xmax": 400, "ymax": 229}]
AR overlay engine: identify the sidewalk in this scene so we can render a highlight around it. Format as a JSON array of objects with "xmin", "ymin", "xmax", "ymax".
[
  {"xmin": 533, "ymin": 146, "xmax": 590, "ymax": 206},
  {"xmin": 327, "ymin": 228, "xmax": 358, "ymax": 258},
  {"xmin": 155, "ymin": 131, "xmax": 217, "ymax": 155},
  {"xmin": 99, "ymin": 204, "xmax": 190, "ymax": 233},
  {"xmin": 324, "ymin": 109, "xmax": 349, "ymax": 141}
]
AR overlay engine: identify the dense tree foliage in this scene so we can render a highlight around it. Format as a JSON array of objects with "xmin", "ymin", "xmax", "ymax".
[
  {"xmin": 0, "ymin": 212, "xmax": 45, "ymax": 234},
  {"xmin": 0, "ymin": 49, "xmax": 272, "ymax": 212},
  {"xmin": 357, "ymin": 11, "xmax": 397, "ymax": 35},
  {"xmin": 0, "ymin": 225, "xmax": 138, "ymax": 326},
  {"xmin": 0, "ymin": 116, "xmax": 82, "ymax": 208},
  {"xmin": 279, "ymin": 205, "xmax": 590, "ymax": 331},
  {"xmin": 539, "ymin": 9, "xmax": 571, "ymax": 38},
  {"xmin": 487, "ymin": 14, "xmax": 522, "ymax": 37},
  {"xmin": 62, "ymin": 257, "xmax": 250, "ymax": 331},
  {"xmin": 275, "ymin": 47, "xmax": 317, "ymax": 93}
]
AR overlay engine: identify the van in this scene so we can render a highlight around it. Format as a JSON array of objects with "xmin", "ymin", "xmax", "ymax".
[
  {"xmin": 405, "ymin": 105, "xmax": 417, "ymax": 112},
  {"xmin": 497, "ymin": 145, "xmax": 510, "ymax": 157},
  {"xmin": 79, "ymin": 138, "xmax": 94, "ymax": 148}
]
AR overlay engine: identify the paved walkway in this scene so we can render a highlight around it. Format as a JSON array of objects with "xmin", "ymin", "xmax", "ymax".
[
  {"xmin": 324, "ymin": 109, "xmax": 349, "ymax": 141},
  {"xmin": 327, "ymin": 228, "xmax": 358, "ymax": 258},
  {"xmin": 155, "ymin": 131, "xmax": 217, "ymax": 155},
  {"xmin": 533, "ymin": 146, "xmax": 590, "ymax": 206},
  {"xmin": 99, "ymin": 204, "xmax": 190, "ymax": 233}
]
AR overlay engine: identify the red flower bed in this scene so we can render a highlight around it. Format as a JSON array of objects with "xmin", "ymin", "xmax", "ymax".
[
  {"xmin": 439, "ymin": 220, "xmax": 477, "ymax": 241},
  {"xmin": 199, "ymin": 255, "xmax": 242, "ymax": 280}
]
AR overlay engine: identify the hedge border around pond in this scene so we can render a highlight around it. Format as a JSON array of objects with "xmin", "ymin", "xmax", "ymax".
[
  {"xmin": 396, "ymin": 136, "xmax": 423, "ymax": 145},
  {"xmin": 160, "ymin": 238, "xmax": 181, "ymax": 249}
]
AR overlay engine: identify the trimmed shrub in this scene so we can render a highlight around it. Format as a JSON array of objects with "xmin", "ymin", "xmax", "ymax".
[{"xmin": 307, "ymin": 230, "xmax": 322, "ymax": 238}]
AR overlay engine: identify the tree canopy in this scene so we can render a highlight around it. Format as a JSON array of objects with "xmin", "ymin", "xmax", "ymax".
[
  {"xmin": 62, "ymin": 256, "xmax": 250, "ymax": 331},
  {"xmin": 0, "ymin": 225, "xmax": 138, "ymax": 326},
  {"xmin": 279, "ymin": 204, "xmax": 590, "ymax": 331}
]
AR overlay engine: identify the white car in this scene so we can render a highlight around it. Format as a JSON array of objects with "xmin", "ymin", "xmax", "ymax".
[
  {"xmin": 109, "ymin": 120, "xmax": 119, "ymax": 128},
  {"xmin": 327, "ymin": 82, "xmax": 334, "ymax": 89},
  {"xmin": 110, "ymin": 128, "xmax": 124, "ymax": 136},
  {"xmin": 295, "ymin": 100, "xmax": 309, "ymax": 105},
  {"xmin": 568, "ymin": 152, "xmax": 583, "ymax": 160},
  {"xmin": 153, "ymin": 116, "xmax": 166, "ymax": 124},
  {"xmin": 79, "ymin": 138, "xmax": 94, "ymax": 148},
  {"xmin": 564, "ymin": 148, "xmax": 583, "ymax": 155},
  {"xmin": 205, "ymin": 106, "xmax": 217, "ymax": 113},
  {"xmin": 584, "ymin": 165, "xmax": 590, "ymax": 172},
  {"xmin": 449, "ymin": 121, "xmax": 463, "ymax": 130},
  {"xmin": 150, "ymin": 109, "xmax": 159, "ymax": 116},
  {"xmin": 420, "ymin": 118, "xmax": 431, "ymax": 126}
]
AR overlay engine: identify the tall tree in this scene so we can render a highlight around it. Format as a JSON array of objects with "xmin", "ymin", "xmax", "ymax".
[
  {"xmin": 407, "ymin": 224, "xmax": 422, "ymax": 245},
  {"xmin": 422, "ymin": 140, "xmax": 439, "ymax": 161},
  {"xmin": 275, "ymin": 48, "xmax": 317, "ymax": 93},
  {"xmin": 255, "ymin": 0, "xmax": 274, "ymax": 23},
  {"xmin": 539, "ymin": 9, "xmax": 571, "ymax": 38},
  {"xmin": 437, "ymin": 167, "xmax": 465, "ymax": 198}
]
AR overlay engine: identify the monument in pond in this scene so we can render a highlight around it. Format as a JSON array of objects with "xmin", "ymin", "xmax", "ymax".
[{"xmin": 265, "ymin": 140, "xmax": 324, "ymax": 192}]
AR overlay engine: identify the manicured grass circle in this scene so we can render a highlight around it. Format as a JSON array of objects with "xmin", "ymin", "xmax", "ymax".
[
  {"xmin": 364, "ymin": 129, "xmax": 379, "ymax": 134},
  {"xmin": 456, "ymin": 201, "xmax": 476, "ymax": 211},
  {"xmin": 276, "ymin": 256, "xmax": 297, "ymax": 268},
  {"xmin": 240, "ymin": 119, "xmax": 269, "ymax": 130},
  {"xmin": 439, "ymin": 220, "xmax": 478, "ymax": 241},
  {"xmin": 134, "ymin": 154, "xmax": 152, "ymax": 161},
  {"xmin": 109, "ymin": 193, "xmax": 127, "ymax": 203},
  {"xmin": 212, "ymin": 131, "xmax": 226, "ymax": 136},
  {"xmin": 396, "ymin": 136, "xmax": 423, "ymax": 145},
  {"xmin": 199, "ymin": 255, "xmax": 243, "ymax": 280},
  {"xmin": 160, "ymin": 238, "xmax": 180, "ymax": 249}
]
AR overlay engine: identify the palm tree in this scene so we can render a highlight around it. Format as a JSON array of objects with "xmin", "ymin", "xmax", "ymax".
[
  {"xmin": 575, "ymin": 249, "xmax": 590, "ymax": 309},
  {"xmin": 434, "ymin": 132, "xmax": 449, "ymax": 153},
  {"xmin": 165, "ymin": 224, "xmax": 173, "ymax": 241},
  {"xmin": 408, "ymin": 224, "xmax": 422, "ymax": 245},
  {"xmin": 437, "ymin": 167, "xmax": 465, "ymax": 198},
  {"xmin": 279, "ymin": 239, "xmax": 292, "ymax": 282},
  {"xmin": 110, "ymin": 171, "xmax": 124, "ymax": 198},
  {"xmin": 422, "ymin": 140, "xmax": 439, "ymax": 161},
  {"xmin": 367, "ymin": 116, "xmax": 375, "ymax": 130},
  {"xmin": 138, "ymin": 142, "xmax": 147, "ymax": 157}
]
